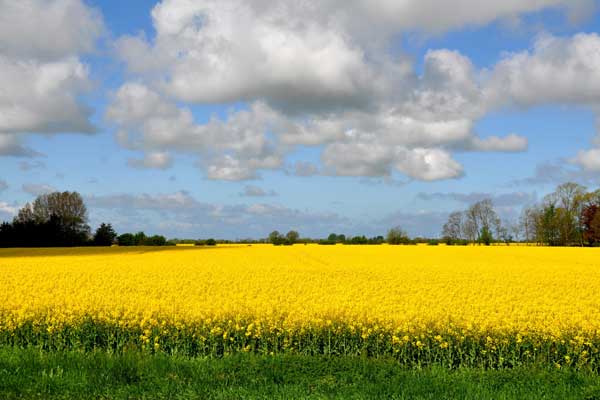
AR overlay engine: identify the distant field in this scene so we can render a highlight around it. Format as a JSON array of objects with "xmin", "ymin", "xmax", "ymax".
[{"xmin": 1, "ymin": 244, "xmax": 599, "ymax": 369}]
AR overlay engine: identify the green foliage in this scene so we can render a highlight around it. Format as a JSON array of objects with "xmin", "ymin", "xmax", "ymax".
[
  {"xmin": 269, "ymin": 230, "xmax": 301, "ymax": 246},
  {"xmin": 92, "ymin": 223, "xmax": 117, "ymax": 246},
  {"xmin": 117, "ymin": 233, "xmax": 135, "ymax": 246},
  {"xmin": 286, "ymin": 230, "xmax": 299, "ymax": 244},
  {"xmin": 479, "ymin": 226, "xmax": 493, "ymax": 246},
  {"xmin": 387, "ymin": 227, "xmax": 411, "ymax": 245},
  {"xmin": 117, "ymin": 232, "xmax": 168, "ymax": 246},
  {"xmin": 1, "ymin": 349, "xmax": 600, "ymax": 400}
]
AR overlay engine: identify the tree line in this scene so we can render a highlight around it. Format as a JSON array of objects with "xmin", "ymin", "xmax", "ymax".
[
  {"xmin": 441, "ymin": 182, "xmax": 600, "ymax": 246},
  {"xmin": 0, "ymin": 191, "xmax": 168, "ymax": 247},
  {"xmin": 3, "ymin": 183, "xmax": 599, "ymax": 248}
]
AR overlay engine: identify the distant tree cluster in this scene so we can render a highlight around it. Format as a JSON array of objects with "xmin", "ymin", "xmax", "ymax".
[
  {"xmin": 195, "ymin": 238, "xmax": 217, "ymax": 246},
  {"xmin": 0, "ymin": 191, "xmax": 169, "ymax": 248},
  {"xmin": 0, "ymin": 192, "xmax": 93, "ymax": 247},
  {"xmin": 441, "ymin": 199, "xmax": 511, "ymax": 246},
  {"xmin": 117, "ymin": 232, "xmax": 169, "ymax": 246},
  {"xmin": 440, "ymin": 182, "xmax": 600, "ymax": 247},
  {"xmin": 317, "ymin": 233, "xmax": 385, "ymax": 245},
  {"xmin": 268, "ymin": 230, "xmax": 300, "ymax": 245},
  {"xmin": 520, "ymin": 183, "xmax": 600, "ymax": 247}
]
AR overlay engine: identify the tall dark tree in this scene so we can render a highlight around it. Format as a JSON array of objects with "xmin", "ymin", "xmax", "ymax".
[
  {"xmin": 0, "ymin": 191, "xmax": 90, "ymax": 247},
  {"xmin": 93, "ymin": 223, "xmax": 117, "ymax": 246}
]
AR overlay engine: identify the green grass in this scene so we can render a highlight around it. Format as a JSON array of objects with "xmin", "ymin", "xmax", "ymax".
[{"xmin": 1, "ymin": 348, "xmax": 600, "ymax": 399}]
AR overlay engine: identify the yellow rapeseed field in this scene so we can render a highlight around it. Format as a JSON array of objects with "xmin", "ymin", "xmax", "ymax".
[{"xmin": 1, "ymin": 244, "xmax": 599, "ymax": 368}]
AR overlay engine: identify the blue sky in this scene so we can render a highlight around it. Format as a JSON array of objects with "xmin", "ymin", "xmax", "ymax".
[{"xmin": 1, "ymin": 0, "xmax": 600, "ymax": 239}]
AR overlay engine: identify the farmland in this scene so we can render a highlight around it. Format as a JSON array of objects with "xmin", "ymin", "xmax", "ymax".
[{"xmin": 1, "ymin": 244, "xmax": 600, "ymax": 370}]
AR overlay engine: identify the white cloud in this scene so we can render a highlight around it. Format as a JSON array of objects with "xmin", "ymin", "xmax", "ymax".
[
  {"xmin": 111, "ymin": 1, "xmax": 598, "ymax": 182},
  {"xmin": 0, "ymin": 56, "xmax": 94, "ymax": 135},
  {"xmin": 0, "ymin": 0, "xmax": 103, "ymax": 60},
  {"xmin": 0, "ymin": 0, "xmax": 101, "ymax": 156},
  {"xmin": 573, "ymin": 148, "xmax": 600, "ymax": 172},
  {"xmin": 488, "ymin": 33, "xmax": 600, "ymax": 107}
]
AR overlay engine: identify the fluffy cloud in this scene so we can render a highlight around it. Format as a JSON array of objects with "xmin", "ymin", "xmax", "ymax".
[
  {"xmin": 0, "ymin": 0, "xmax": 101, "ymax": 156},
  {"xmin": 573, "ymin": 148, "xmax": 600, "ymax": 172},
  {"xmin": 485, "ymin": 33, "xmax": 600, "ymax": 171},
  {"xmin": 487, "ymin": 33, "xmax": 600, "ymax": 107},
  {"xmin": 114, "ymin": 1, "xmax": 600, "ymax": 182},
  {"xmin": 0, "ymin": 0, "xmax": 103, "ymax": 60}
]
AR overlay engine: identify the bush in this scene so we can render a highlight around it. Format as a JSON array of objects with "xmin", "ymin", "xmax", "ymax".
[
  {"xmin": 387, "ymin": 227, "xmax": 410, "ymax": 245},
  {"xmin": 117, "ymin": 233, "xmax": 135, "ymax": 246}
]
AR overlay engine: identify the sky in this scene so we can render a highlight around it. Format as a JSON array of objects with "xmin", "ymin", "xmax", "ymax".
[{"xmin": 2, "ymin": 0, "xmax": 600, "ymax": 239}]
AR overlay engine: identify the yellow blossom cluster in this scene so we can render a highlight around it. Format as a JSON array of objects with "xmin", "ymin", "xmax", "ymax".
[{"xmin": 0, "ymin": 244, "xmax": 599, "ymax": 368}]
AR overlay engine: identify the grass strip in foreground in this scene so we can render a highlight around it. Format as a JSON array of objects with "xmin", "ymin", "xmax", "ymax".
[{"xmin": 1, "ymin": 348, "xmax": 600, "ymax": 399}]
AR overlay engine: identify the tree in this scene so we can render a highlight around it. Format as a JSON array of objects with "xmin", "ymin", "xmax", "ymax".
[
  {"xmin": 442, "ymin": 211, "xmax": 463, "ymax": 244},
  {"xmin": 479, "ymin": 226, "xmax": 493, "ymax": 246},
  {"xmin": 93, "ymin": 223, "xmax": 117, "ymax": 246},
  {"xmin": 582, "ymin": 204, "xmax": 600, "ymax": 246},
  {"xmin": 133, "ymin": 231, "xmax": 147, "ymax": 246},
  {"xmin": 286, "ymin": 230, "xmax": 299, "ymax": 244},
  {"xmin": 31, "ymin": 192, "xmax": 89, "ymax": 231},
  {"xmin": 387, "ymin": 227, "xmax": 409, "ymax": 245},
  {"xmin": 544, "ymin": 182, "xmax": 587, "ymax": 246},
  {"xmin": 1, "ymin": 191, "xmax": 90, "ymax": 247},
  {"xmin": 117, "ymin": 233, "xmax": 135, "ymax": 246},
  {"xmin": 268, "ymin": 231, "xmax": 284, "ymax": 245},
  {"xmin": 520, "ymin": 207, "xmax": 538, "ymax": 245},
  {"xmin": 145, "ymin": 235, "xmax": 167, "ymax": 246},
  {"xmin": 464, "ymin": 199, "xmax": 499, "ymax": 244}
]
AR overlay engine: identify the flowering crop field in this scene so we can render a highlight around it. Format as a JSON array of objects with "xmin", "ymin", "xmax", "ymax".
[{"xmin": 1, "ymin": 244, "xmax": 599, "ymax": 369}]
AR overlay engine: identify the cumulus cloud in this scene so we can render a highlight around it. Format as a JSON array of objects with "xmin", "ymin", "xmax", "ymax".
[
  {"xmin": 112, "ymin": 1, "xmax": 600, "ymax": 182},
  {"xmin": 0, "ymin": 0, "xmax": 103, "ymax": 60},
  {"xmin": 22, "ymin": 183, "xmax": 57, "ymax": 196},
  {"xmin": 572, "ymin": 148, "xmax": 600, "ymax": 172},
  {"xmin": 0, "ymin": 0, "xmax": 101, "ymax": 157},
  {"xmin": 487, "ymin": 33, "xmax": 600, "ymax": 108},
  {"xmin": 240, "ymin": 185, "xmax": 277, "ymax": 197}
]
